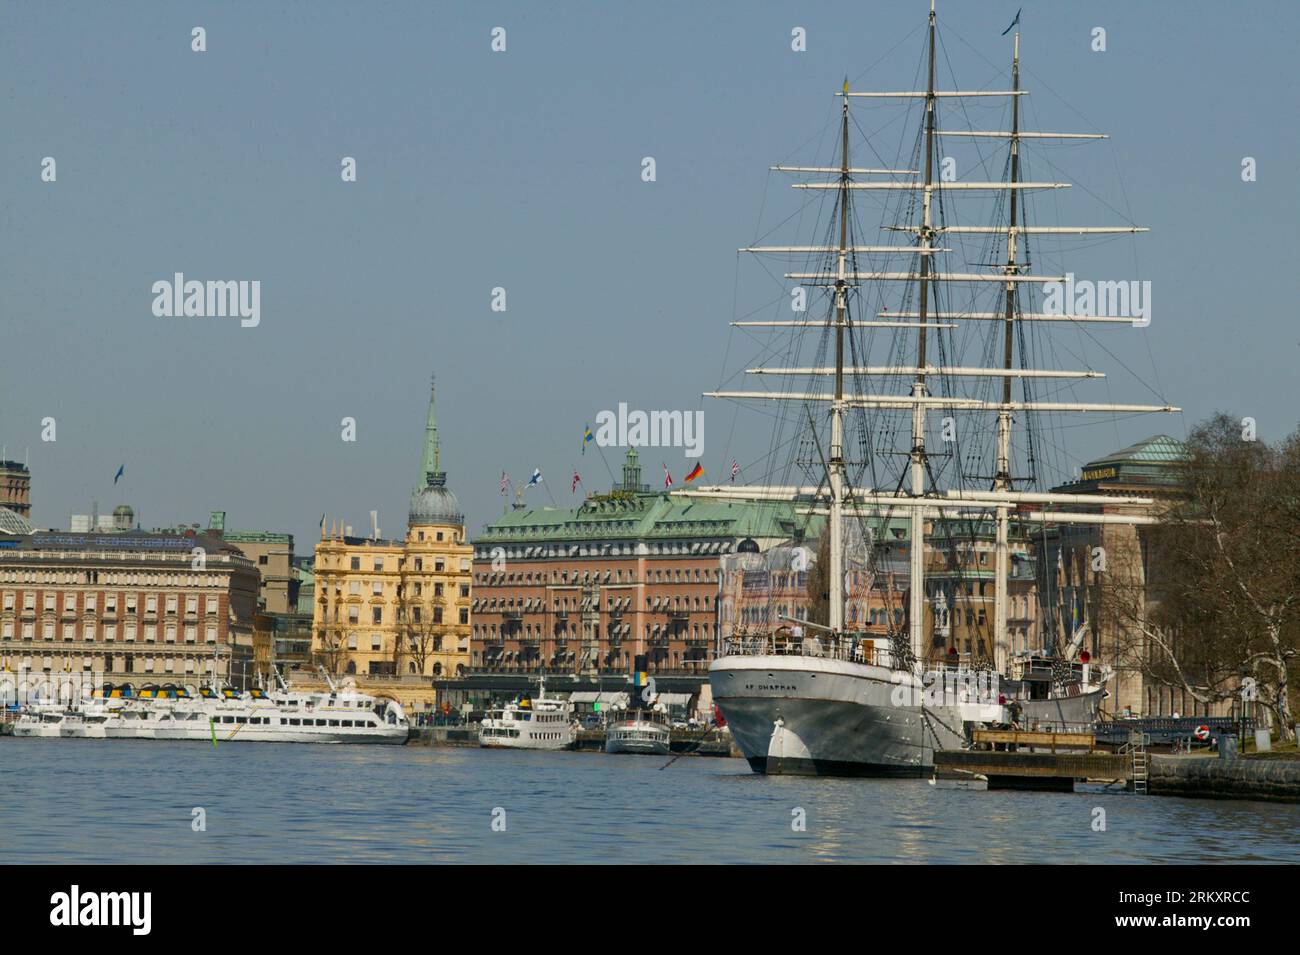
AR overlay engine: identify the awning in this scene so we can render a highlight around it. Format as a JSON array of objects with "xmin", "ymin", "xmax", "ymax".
[{"xmin": 653, "ymin": 692, "xmax": 694, "ymax": 706}]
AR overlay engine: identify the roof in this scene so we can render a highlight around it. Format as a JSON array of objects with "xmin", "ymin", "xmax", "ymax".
[
  {"xmin": 475, "ymin": 491, "xmax": 820, "ymax": 547},
  {"xmin": 0, "ymin": 530, "xmax": 246, "ymax": 557},
  {"xmin": 0, "ymin": 508, "xmax": 33, "ymax": 535},
  {"xmin": 1088, "ymin": 434, "xmax": 1189, "ymax": 468},
  {"xmin": 225, "ymin": 530, "xmax": 293, "ymax": 544}
]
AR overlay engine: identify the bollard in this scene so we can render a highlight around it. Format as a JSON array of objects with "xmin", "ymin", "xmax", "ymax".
[
  {"xmin": 1219, "ymin": 735, "xmax": 1238, "ymax": 761},
  {"xmin": 1253, "ymin": 728, "xmax": 1272, "ymax": 753}
]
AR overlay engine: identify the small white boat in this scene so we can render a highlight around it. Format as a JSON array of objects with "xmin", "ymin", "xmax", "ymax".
[
  {"xmin": 480, "ymin": 678, "xmax": 576, "ymax": 750},
  {"xmin": 13, "ymin": 701, "xmax": 115, "ymax": 739},
  {"xmin": 605, "ymin": 707, "xmax": 671, "ymax": 756}
]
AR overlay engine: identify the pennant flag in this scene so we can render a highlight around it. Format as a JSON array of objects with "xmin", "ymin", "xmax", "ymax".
[
  {"xmin": 500, "ymin": 471, "xmax": 509, "ymax": 496},
  {"xmin": 571, "ymin": 470, "xmax": 581, "ymax": 493},
  {"xmin": 318, "ymin": 513, "xmax": 326, "ymax": 530},
  {"xmin": 684, "ymin": 462, "xmax": 704, "ymax": 483},
  {"xmin": 730, "ymin": 459, "xmax": 739, "ymax": 482},
  {"xmin": 1001, "ymin": 7, "xmax": 1021, "ymax": 36},
  {"xmin": 526, "ymin": 468, "xmax": 543, "ymax": 488},
  {"xmin": 113, "ymin": 464, "xmax": 125, "ymax": 485},
  {"xmin": 662, "ymin": 463, "xmax": 673, "ymax": 487},
  {"xmin": 582, "ymin": 424, "xmax": 594, "ymax": 455}
]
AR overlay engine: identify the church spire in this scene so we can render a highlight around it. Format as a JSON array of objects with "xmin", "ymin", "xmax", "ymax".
[{"xmin": 421, "ymin": 373, "xmax": 445, "ymax": 487}]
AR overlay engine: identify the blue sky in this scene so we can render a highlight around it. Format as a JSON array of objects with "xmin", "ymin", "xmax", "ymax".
[{"xmin": 2, "ymin": 1, "xmax": 1296, "ymax": 548}]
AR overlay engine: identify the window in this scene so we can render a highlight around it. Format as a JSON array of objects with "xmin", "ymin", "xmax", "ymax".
[
  {"xmin": 145, "ymin": 595, "xmax": 157, "ymax": 613},
  {"xmin": 258, "ymin": 555, "xmax": 269, "ymax": 565},
  {"xmin": 459, "ymin": 608, "xmax": 469, "ymax": 625},
  {"xmin": 372, "ymin": 581, "xmax": 382, "ymax": 596},
  {"xmin": 373, "ymin": 558, "xmax": 383, "ymax": 572},
  {"xmin": 349, "ymin": 581, "xmax": 361, "ymax": 596},
  {"xmin": 347, "ymin": 633, "xmax": 358, "ymax": 650},
  {"xmin": 350, "ymin": 557, "xmax": 361, "ymax": 571},
  {"xmin": 166, "ymin": 595, "xmax": 178, "ymax": 614},
  {"xmin": 185, "ymin": 596, "xmax": 197, "ymax": 614},
  {"xmin": 371, "ymin": 634, "xmax": 381, "ymax": 650},
  {"xmin": 205, "ymin": 626, "xmax": 216, "ymax": 644},
  {"xmin": 372, "ymin": 607, "xmax": 382, "ymax": 624}
]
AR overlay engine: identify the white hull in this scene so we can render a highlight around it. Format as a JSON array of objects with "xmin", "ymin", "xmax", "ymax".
[
  {"xmin": 480, "ymin": 696, "xmax": 576, "ymax": 750},
  {"xmin": 712, "ymin": 654, "xmax": 973, "ymax": 776},
  {"xmin": 13, "ymin": 690, "xmax": 410, "ymax": 744},
  {"xmin": 604, "ymin": 718, "xmax": 671, "ymax": 756},
  {"xmin": 712, "ymin": 653, "xmax": 1104, "ymax": 776}
]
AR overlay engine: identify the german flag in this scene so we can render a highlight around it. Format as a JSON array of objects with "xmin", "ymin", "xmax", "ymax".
[{"xmin": 684, "ymin": 462, "xmax": 704, "ymax": 482}]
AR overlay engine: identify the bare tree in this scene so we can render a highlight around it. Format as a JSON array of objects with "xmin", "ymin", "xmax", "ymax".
[
  {"xmin": 398, "ymin": 604, "xmax": 443, "ymax": 677},
  {"xmin": 315, "ymin": 625, "xmax": 349, "ymax": 676},
  {"xmin": 1102, "ymin": 414, "xmax": 1299, "ymax": 738},
  {"xmin": 805, "ymin": 533, "xmax": 831, "ymax": 628}
]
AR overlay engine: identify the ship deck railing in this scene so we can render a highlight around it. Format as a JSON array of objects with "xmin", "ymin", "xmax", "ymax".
[{"xmin": 720, "ymin": 635, "xmax": 894, "ymax": 668}]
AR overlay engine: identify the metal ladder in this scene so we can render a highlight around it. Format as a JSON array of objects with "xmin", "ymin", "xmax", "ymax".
[{"xmin": 1122, "ymin": 731, "xmax": 1150, "ymax": 794}]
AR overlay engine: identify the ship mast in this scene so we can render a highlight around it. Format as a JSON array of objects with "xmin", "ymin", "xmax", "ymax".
[
  {"xmin": 828, "ymin": 82, "xmax": 851, "ymax": 634},
  {"xmin": 908, "ymin": 0, "xmax": 938, "ymax": 665},
  {"xmin": 992, "ymin": 32, "xmax": 1022, "ymax": 673}
]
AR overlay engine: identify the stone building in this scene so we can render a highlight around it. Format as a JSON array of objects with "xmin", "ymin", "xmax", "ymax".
[
  {"xmin": 1036, "ymin": 435, "xmax": 1187, "ymax": 717},
  {"xmin": 310, "ymin": 379, "xmax": 472, "ymax": 691},
  {"xmin": 0, "ymin": 529, "xmax": 259, "ymax": 697}
]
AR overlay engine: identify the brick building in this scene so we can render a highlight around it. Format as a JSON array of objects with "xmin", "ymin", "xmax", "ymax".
[{"xmin": 469, "ymin": 450, "xmax": 815, "ymax": 680}]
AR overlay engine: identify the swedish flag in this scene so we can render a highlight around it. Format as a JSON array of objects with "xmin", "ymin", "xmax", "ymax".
[{"xmin": 582, "ymin": 424, "xmax": 594, "ymax": 454}]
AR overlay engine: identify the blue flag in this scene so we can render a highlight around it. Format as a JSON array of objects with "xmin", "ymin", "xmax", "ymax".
[
  {"xmin": 526, "ymin": 468, "xmax": 542, "ymax": 488},
  {"xmin": 1001, "ymin": 7, "xmax": 1021, "ymax": 36},
  {"xmin": 113, "ymin": 465, "xmax": 125, "ymax": 484}
]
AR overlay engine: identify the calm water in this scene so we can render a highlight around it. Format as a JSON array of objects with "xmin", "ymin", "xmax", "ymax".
[{"xmin": 2, "ymin": 740, "xmax": 1298, "ymax": 864}]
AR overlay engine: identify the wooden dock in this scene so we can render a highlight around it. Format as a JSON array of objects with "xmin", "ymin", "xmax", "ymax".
[{"xmin": 934, "ymin": 729, "xmax": 1133, "ymax": 792}]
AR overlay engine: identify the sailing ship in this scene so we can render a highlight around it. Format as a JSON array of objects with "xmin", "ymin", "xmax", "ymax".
[{"xmin": 684, "ymin": 2, "xmax": 1176, "ymax": 776}]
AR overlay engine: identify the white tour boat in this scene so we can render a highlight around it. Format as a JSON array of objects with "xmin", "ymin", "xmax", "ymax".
[{"xmin": 479, "ymin": 679, "xmax": 577, "ymax": 750}]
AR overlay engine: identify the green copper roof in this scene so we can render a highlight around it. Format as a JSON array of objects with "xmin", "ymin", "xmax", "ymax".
[
  {"xmin": 1089, "ymin": 434, "xmax": 1188, "ymax": 467},
  {"xmin": 476, "ymin": 491, "xmax": 821, "ymax": 545}
]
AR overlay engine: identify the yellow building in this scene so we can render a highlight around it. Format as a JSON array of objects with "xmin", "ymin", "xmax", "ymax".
[{"xmin": 311, "ymin": 379, "xmax": 472, "ymax": 692}]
